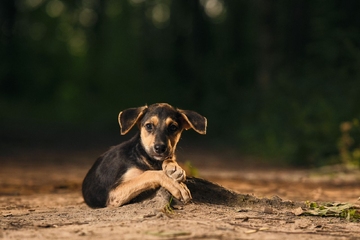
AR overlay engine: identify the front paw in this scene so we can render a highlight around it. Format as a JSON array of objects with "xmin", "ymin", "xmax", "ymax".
[{"xmin": 163, "ymin": 160, "xmax": 186, "ymax": 182}]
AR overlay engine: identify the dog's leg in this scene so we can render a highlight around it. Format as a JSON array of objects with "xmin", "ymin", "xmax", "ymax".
[
  {"xmin": 107, "ymin": 170, "xmax": 191, "ymax": 207},
  {"xmin": 162, "ymin": 159, "xmax": 191, "ymax": 207}
]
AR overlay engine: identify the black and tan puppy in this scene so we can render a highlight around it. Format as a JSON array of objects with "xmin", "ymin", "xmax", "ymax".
[{"xmin": 82, "ymin": 103, "xmax": 207, "ymax": 208}]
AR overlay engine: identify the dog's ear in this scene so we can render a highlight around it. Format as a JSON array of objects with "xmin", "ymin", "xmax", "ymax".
[
  {"xmin": 178, "ymin": 109, "xmax": 207, "ymax": 134},
  {"xmin": 118, "ymin": 105, "xmax": 148, "ymax": 135}
]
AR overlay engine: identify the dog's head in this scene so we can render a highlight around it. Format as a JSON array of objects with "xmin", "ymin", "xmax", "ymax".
[{"xmin": 118, "ymin": 103, "xmax": 207, "ymax": 161}]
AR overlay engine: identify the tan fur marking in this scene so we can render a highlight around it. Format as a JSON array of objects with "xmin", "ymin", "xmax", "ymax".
[
  {"xmin": 164, "ymin": 117, "xmax": 181, "ymax": 152},
  {"xmin": 170, "ymin": 132, "xmax": 182, "ymax": 151},
  {"xmin": 165, "ymin": 117, "xmax": 177, "ymax": 127},
  {"xmin": 121, "ymin": 168, "xmax": 144, "ymax": 183},
  {"xmin": 140, "ymin": 129, "xmax": 155, "ymax": 153},
  {"xmin": 148, "ymin": 116, "xmax": 159, "ymax": 126}
]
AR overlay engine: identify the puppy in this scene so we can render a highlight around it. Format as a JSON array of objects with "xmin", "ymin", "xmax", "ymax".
[{"xmin": 82, "ymin": 103, "xmax": 207, "ymax": 208}]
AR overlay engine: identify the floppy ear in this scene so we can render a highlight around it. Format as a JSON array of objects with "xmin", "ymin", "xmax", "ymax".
[
  {"xmin": 178, "ymin": 109, "xmax": 207, "ymax": 134},
  {"xmin": 118, "ymin": 105, "xmax": 148, "ymax": 135}
]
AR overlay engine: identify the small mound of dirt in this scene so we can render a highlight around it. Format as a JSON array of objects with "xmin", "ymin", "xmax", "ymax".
[
  {"xmin": 186, "ymin": 177, "xmax": 239, "ymax": 205},
  {"xmin": 187, "ymin": 177, "xmax": 304, "ymax": 209}
]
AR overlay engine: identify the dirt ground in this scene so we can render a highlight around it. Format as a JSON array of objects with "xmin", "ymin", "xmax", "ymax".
[{"xmin": 1, "ymin": 144, "xmax": 360, "ymax": 240}]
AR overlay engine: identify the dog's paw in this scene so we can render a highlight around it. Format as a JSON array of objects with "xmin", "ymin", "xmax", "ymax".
[
  {"xmin": 178, "ymin": 182, "xmax": 192, "ymax": 204},
  {"xmin": 158, "ymin": 171, "xmax": 192, "ymax": 204},
  {"xmin": 163, "ymin": 181, "xmax": 192, "ymax": 204},
  {"xmin": 163, "ymin": 160, "xmax": 186, "ymax": 182}
]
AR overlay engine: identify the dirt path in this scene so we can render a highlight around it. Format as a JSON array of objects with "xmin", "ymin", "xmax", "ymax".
[{"xmin": 1, "ymin": 148, "xmax": 360, "ymax": 239}]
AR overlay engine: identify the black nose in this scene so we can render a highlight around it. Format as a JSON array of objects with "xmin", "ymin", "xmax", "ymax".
[{"xmin": 154, "ymin": 144, "xmax": 167, "ymax": 154}]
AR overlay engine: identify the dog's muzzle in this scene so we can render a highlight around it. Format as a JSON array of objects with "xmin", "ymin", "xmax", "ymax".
[
  {"xmin": 154, "ymin": 144, "xmax": 167, "ymax": 154},
  {"xmin": 151, "ymin": 144, "xmax": 171, "ymax": 160}
]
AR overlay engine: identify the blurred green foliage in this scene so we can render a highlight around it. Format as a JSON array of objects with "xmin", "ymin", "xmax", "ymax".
[
  {"xmin": 1, "ymin": 0, "xmax": 360, "ymax": 166},
  {"xmin": 338, "ymin": 119, "xmax": 360, "ymax": 168}
]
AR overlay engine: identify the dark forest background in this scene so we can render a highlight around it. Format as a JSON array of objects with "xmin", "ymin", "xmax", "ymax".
[{"xmin": 1, "ymin": 0, "xmax": 360, "ymax": 167}]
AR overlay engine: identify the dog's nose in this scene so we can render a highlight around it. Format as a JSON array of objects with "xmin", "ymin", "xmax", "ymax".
[{"xmin": 154, "ymin": 144, "xmax": 167, "ymax": 154}]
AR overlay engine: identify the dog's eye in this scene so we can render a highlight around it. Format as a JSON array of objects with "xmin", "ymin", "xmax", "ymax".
[
  {"xmin": 145, "ymin": 123, "xmax": 153, "ymax": 131},
  {"xmin": 168, "ymin": 124, "xmax": 178, "ymax": 132}
]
